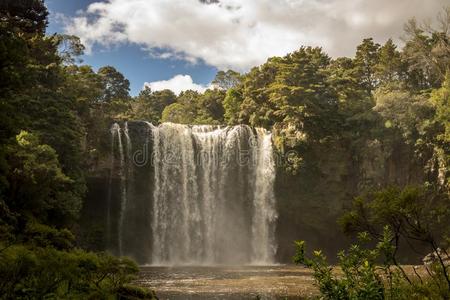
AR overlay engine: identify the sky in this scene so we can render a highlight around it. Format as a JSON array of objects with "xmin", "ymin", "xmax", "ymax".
[{"xmin": 45, "ymin": 0, "xmax": 448, "ymax": 96}]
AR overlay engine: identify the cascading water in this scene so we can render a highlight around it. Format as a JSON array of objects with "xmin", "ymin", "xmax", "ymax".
[
  {"xmin": 251, "ymin": 128, "xmax": 278, "ymax": 264},
  {"xmin": 117, "ymin": 122, "xmax": 131, "ymax": 256},
  {"xmin": 107, "ymin": 123, "xmax": 119, "ymax": 249},
  {"xmin": 109, "ymin": 121, "xmax": 277, "ymax": 265}
]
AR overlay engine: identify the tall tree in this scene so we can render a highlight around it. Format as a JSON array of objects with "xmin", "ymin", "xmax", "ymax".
[
  {"xmin": 132, "ymin": 87, "xmax": 176, "ymax": 123},
  {"xmin": 375, "ymin": 39, "xmax": 403, "ymax": 85},
  {"xmin": 431, "ymin": 73, "xmax": 450, "ymax": 143},
  {"xmin": 402, "ymin": 9, "xmax": 450, "ymax": 89},
  {"xmin": 354, "ymin": 38, "xmax": 380, "ymax": 92},
  {"xmin": 212, "ymin": 70, "xmax": 241, "ymax": 90},
  {"xmin": 6, "ymin": 131, "xmax": 81, "ymax": 228},
  {"xmin": 97, "ymin": 66, "xmax": 130, "ymax": 103},
  {"xmin": 268, "ymin": 47, "xmax": 337, "ymax": 137},
  {"xmin": 195, "ymin": 89, "xmax": 225, "ymax": 124},
  {"xmin": 0, "ymin": 0, "xmax": 48, "ymax": 34},
  {"xmin": 0, "ymin": 0, "xmax": 85, "ymax": 233},
  {"xmin": 223, "ymin": 88, "xmax": 243, "ymax": 125}
]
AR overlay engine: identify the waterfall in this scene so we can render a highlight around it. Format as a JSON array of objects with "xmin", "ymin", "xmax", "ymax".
[
  {"xmin": 116, "ymin": 123, "xmax": 126, "ymax": 255},
  {"xmin": 107, "ymin": 123, "xmax": 119, "ymax": 250},
  {"xmin": 251, "ymin": 128, "xmax": 278, "ymax": 263},
  {"xmin": 117, "ymin": 122, "xmax": 132, "ymax": 256},
  {"xmin": 110, "ymin": 121, "xmax": 277, "ymax": 265}
]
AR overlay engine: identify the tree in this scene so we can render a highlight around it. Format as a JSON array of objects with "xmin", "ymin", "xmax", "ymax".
[
  {"xmin": 0, "ymin": 2, "xmax": 155, "ymax": 299},
  {"xmin": 375, "ymin": 39, "xmax": 403, "ymax": 85},
  {"xmin": 56, "ymin": 34, "xmax": 85, "ymax": 65},
  {"xmin": 431, "ymin": 73, "xmax": 450, "ymax": 143},
  {"xmin": 98, "ymin": 66, "xmax": 131, "ymax": 103},
  {"xmin": 239, "ymin": 58, "xmax": 279, "ymax": 127},
  {"xmin": 212, "ymin": 70, "xmax": 241, "ymax": 90},
  {"xmin": 402, "ymin": 9, "xmax": 450, "ymax": 89},
  {"xmin": 0, "ymin": 0, "xmax": 86, "ymax": 214},
  {"xmin": 269, "ymin": 47, "xmax": 338, "ymax": 137},
  {"xmin": 239, "ymin": 47, "xmax": 337, "ymax": 133},
  {"xmin": 223, "ymin": 88, "xmax": 243, "ymax": 125},
  {"xmin": 354, "ymin": 38, "xmax": 380, "ymax": 92},
  {"xmin": 341, "ymin": 185, "xmax": 450, "ymax": 290},
  {"xmin": 195, "ymin": 89, "xmax": 225, "ymax": 124},
  {"xmin": 5, "ymin": 131, "xmax": 81, "ymax": 228},
  {"xmin": 295, "ymin": 185, "xmax": 450, "ymax": 299},
  {"xmin": 132, "ymin": 87, "xmax": 176, "ymax": 123},
  {"xmin": 0, "ymin": 0, "xmax": 48, "ymax": 35},
  {"xmin": 327, "ymin": 56, "xmax": 375, "ymax": 136},
  {"xmin": 430, "ymin": 74, "xmax": 450, "ymax": 187},
  {"xmin": 63, "ymin": 65, "xmax": 104, "ymax": 117},
  {"xmin": 161, "ymin": 103, "xmax": 194, "ymax": 124},
  {"xmin": 373, "ymin": 84, "xmax": 434, "ymax": 142}
]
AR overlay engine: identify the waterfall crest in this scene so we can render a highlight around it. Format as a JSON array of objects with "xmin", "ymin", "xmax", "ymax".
[{"xmin": 109, "ymin": 121, "xmax": 277, "ymax": 265}]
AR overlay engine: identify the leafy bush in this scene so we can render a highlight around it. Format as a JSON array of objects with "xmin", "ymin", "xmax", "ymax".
[
  {"xmin": 24, "ymin": 222, "xmax": 75, "ymax": 250},
  {"xmin": 0, "ymin": 245, "xmax": 156, "ymax": 299},
  {"xmin": 294, "ymin": 234, "xmax": 385, "ymax": 300},
  {"xmin": 294, "ymin": 185, "xmax": 450, "ymax": 300},
  {"xmin": 294, "ymin": 235, "xmax": 450, "ymax": 299},
  {"xmin": 340, "ymin": 185, "xmax": 450, "ymax": 291}
]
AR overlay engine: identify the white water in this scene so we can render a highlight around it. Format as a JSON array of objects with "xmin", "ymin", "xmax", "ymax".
[
  {"xmin": 251, "ymin": 128, "xmax": 278, "ymax": 264},
  {"xmin": 116, "ymin": 124, "xmax": 126, "ymax": 255},
  {"xmin": 107, "ymin": 123, "xmax": 119, "ymax": 249},
  {"xmin": 110, "ymin": 122, "xmax": 277, "ymax": 265},
  {"xmin": 117, "ymin": 122, "xmax": 132, "ymax": 256}
]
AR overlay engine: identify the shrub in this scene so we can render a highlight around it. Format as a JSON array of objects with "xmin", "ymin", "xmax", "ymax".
[
  {"xmin": 0, "ymin": 244, "xmax": 154, "ymax": 299},
  {"xmin": 293, "ymin": 233, "xmax": 385, "ymax": 300},
  {"xmin": 294, "ymin": 185, "xmax": 450, "ymax": 300}
]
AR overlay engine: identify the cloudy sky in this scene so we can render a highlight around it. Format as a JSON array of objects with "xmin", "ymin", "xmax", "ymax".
[{"xmin": 46, "ymin": 0, "xmax": 448, "ymax": 95}]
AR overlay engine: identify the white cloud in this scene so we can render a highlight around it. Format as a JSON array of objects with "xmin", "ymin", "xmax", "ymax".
[
  {"xmin": 65, "ymin": 0, "xmax": 447, "ymax": 70},
  {"xmin": 144, "ymin": 74, "xmax": 209, "ymax": 95}
]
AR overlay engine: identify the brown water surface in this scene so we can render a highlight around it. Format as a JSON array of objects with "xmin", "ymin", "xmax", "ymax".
[{"xmin": 136, "ymin": 265, "xmax": 318, "ymax": 299}]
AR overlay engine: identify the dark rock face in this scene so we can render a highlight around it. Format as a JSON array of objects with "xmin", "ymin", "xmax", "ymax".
[{"xmin": 273, "ymin": 135, "xmax": 434, "ymax": 263}]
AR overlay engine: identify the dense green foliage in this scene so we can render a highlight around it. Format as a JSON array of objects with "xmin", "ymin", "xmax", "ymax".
[
  {"xmin": 295, "ymin": 185, "xmax": 450, "ymax": 299},
  {"xmin": 0, "ymin": 1, "xmax": 155, "ymax": 298},
  {"xmin": 0, "ymin": 245, "xmax": 142, "ymax": 299}
]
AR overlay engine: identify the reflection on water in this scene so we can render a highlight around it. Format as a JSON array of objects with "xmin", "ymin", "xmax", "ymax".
[{"xmin": 135, "ymin": 265, "xmax": 317, "ymax": 299}]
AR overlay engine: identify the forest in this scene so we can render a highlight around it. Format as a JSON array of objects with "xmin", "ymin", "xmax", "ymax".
[{"xmin": 0, "ymin": 0, "xmax": 449, "ymax": 299}]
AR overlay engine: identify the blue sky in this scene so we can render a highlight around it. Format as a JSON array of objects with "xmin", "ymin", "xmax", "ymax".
[
  {"xmin": 45, "ymin": 0, "xmax": 218, "ymax": 96},
  {"xmin": 45, "ymin": 0, "xmax": 446, "ymax": 96}
]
